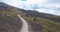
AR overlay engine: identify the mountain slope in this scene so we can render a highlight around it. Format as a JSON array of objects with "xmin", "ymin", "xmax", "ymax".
[
  {"xmin": 0, "ymin": 2, "xmax": 60, "ymax": 32},
  {"xmin": 0, "ymin": 2, "xmax": 22, "ymax": 32},
  {"xmin": 19, "ymin": 9, "xmax": 60, "ymax": 22},
  {"xmin": 19, "ymin": 8, "xmax": 60, "ymax": 32}
]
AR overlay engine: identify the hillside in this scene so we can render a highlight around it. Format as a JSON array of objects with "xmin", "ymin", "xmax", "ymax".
[
  {"xmin": 0, "ymin": 2, "xmax": 60, "ymax": 32},
  {"xmin": 19, "ymin": 9, "xmax": 60, "ymax": 22},
  {"xmin": 0, "ymin": 2, "xmax": 22, "ymax": 32},
  {"xmin": 19, "ymin": 9, "xmax": 60, "ymax": 32}
]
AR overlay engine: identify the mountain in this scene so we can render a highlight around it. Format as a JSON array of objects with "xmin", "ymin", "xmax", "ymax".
[
  {"xmin": 20, "ymin": 9, "xmax": 60, "ymax": 32},
  {"xmin": 0, "ymin": 2, "xmax": 60, "ymax": 32},
  {"xmin": 19, "ymin": 9, "xmax": 60, "ymax": 32},
  {"xmin": 0, "ymin": 2, "xmax": 22, "ymax": 32},
  {"xmin": 0, "ymin": 2, "xmax": 10, "ymax": 7},
  {"xmin": 19, "ymin": 9, "xmax": 60, "ymax": 22}
]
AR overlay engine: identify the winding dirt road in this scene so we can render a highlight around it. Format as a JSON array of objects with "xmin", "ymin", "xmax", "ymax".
[{"xmin": 18, "ymin": 15, "xmax": 29, "ymax": 32}]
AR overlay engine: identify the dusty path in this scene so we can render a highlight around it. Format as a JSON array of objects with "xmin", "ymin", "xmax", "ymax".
[{"xmin": 18, "ymin": 15, "xmax": 29, "ymax": 32}]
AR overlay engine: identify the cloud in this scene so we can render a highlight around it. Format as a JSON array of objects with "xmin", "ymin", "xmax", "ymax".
[
  {"xmin": 2, "ymin": 0, "xmax": 47, "ymax": 9},
  {"xmin": 2, "ymin": 0, "xmax": 60, "ymax": 15},
  {"xmin": 36, "ymin": 8, "xmax": 60, "ymax": 15},
  {"xmin": 24, "ymin": 0, "xmax": 46, "ymax": 4},
  {"xmin": 0, "ymin": 0, "xmax": 2, "ymax": 2},
  {"xmin": 48, "ymin": 0, "xmax": 60, "ymax": 4},
  {"xmin": 3, "ymin": 0, "xmax": 22, "ymax": 6}
]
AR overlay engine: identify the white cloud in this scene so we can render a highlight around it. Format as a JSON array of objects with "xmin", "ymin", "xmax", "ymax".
[
  {"xmin": 43, "ymin": 3, "xmax": 60, "ymax": 8},
  {"xmin": 2, "ymin": 0, "xmax": 23, "ymax": 7},
  {"xmin": 25, "ymin": 0, "xmax": 46, "ymax": 4},
  {"xmin": 2, "ymin": 0, "xmax": 46, "ymax": 7},
  {"xmin": 36, "ymin": 9, "xmax": 60, "ymax": 15},
  {"xmin": 37, "ymin": 9, "xmax": 55, "ymax": 14},
  {"xmin": 0, "ymin": 0, "xmax": 2, "ymax": 2},
  {"xmin": 2, "ymin": 0, "xmax": 60, "ymax": 15},
  {"xmin": 48, "ymin": 0, "xmax": 60, "ymax": 4}
]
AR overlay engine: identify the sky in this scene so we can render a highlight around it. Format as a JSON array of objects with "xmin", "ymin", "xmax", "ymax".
[{"xmin": 1, "ymin": 0, "xmax": 60, "ymax": 16}]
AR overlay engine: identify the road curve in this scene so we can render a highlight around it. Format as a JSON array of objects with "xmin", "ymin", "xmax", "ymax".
[{"xmin": 18, "ymin": 15, "xmax": 29, "ymax": 32}]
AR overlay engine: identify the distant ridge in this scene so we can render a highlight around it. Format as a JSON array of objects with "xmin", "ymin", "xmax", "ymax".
[
  {"xmin": 0, "ymin": 2, "xmax": 60, "ymax": 22},
  {"xmin": 0, "ymin": 2, "xmax": 10, "ymax": 7}
]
